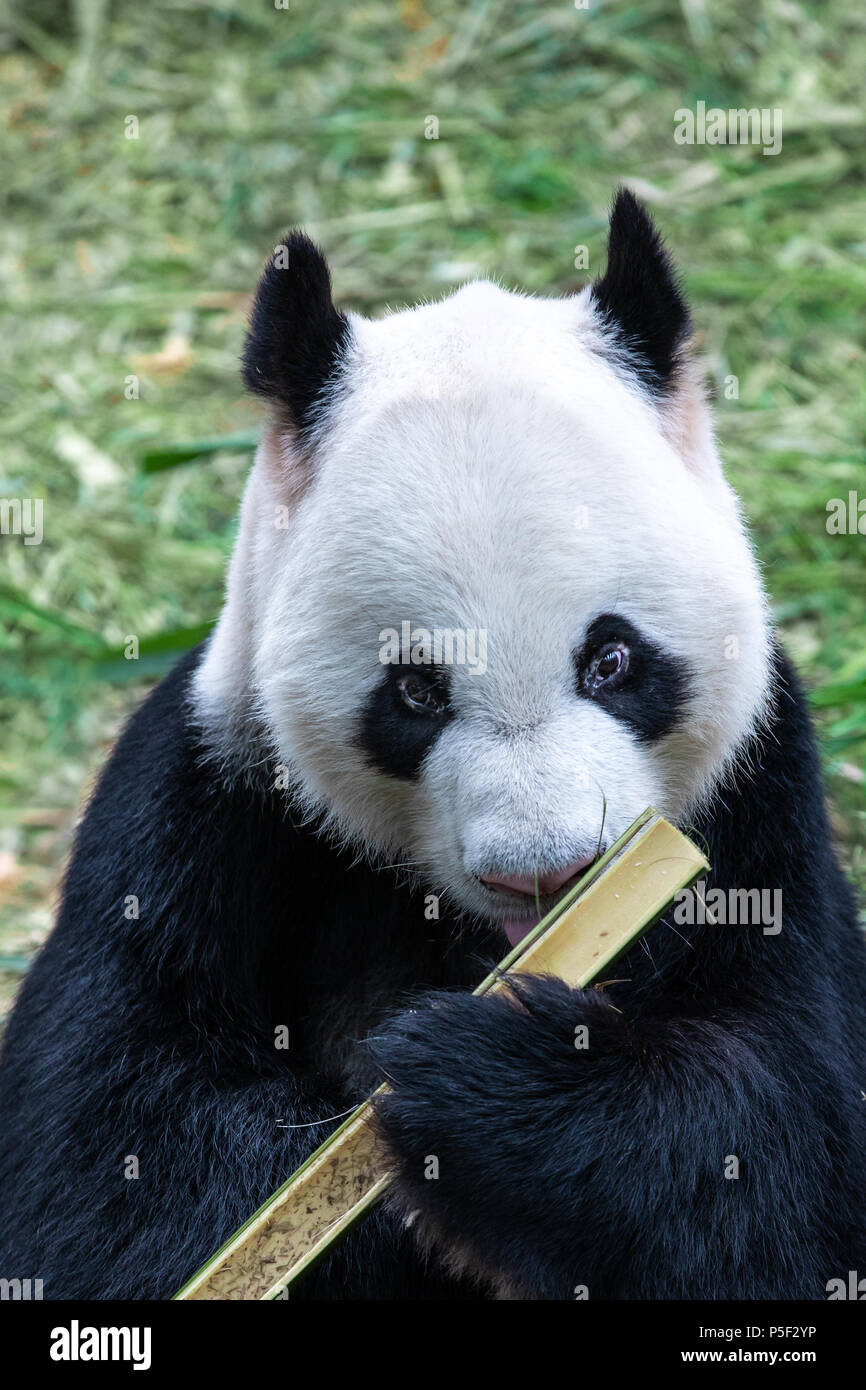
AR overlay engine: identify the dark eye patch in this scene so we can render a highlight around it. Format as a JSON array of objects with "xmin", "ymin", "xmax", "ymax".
[
  {"xmin": 574, "ymin": 614, "xmax": 690, "ymax": 742},
  {"xmin": 357, "ymin": 663, "xmax": 453, "ymax": 781}
]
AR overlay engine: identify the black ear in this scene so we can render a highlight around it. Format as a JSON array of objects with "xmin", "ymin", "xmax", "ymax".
[
  {"xmin": 241, "ymin": 232, "xmax": 350, "ymax": 434},
  {"xmin": 591, "ymin": 189, "xmax": 691, "ymax": 394}
]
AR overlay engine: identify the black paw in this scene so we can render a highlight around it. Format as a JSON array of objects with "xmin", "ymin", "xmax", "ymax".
[{"xmin": 367, "ymin": 976, "xmax": 623, "ymax": 1290}]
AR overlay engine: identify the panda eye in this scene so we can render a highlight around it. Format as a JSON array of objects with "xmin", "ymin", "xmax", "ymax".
[
  {"xmin": 397, "ymin": 671, "xmax": 448, "ymax": 716},
  {"xmin": 590, "ymin": 643, "xmax": 629, "ymax": 689}
]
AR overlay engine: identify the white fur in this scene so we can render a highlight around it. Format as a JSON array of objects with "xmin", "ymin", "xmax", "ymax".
[{"xmin": 194, "ymin": 281, "xmax": 772, "ymax": 926}]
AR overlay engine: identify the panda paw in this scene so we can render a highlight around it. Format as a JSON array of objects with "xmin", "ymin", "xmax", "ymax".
[{"xmin": 368, "ymin": 975, "xmax": 623, "ymax": 1291}]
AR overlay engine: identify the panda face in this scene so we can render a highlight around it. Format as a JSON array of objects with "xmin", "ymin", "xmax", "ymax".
[{"xmin": 195, "ymin": 196, "xmax": 772, "ymax": 940}]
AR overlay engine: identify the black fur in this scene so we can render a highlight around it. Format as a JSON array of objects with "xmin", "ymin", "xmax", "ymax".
[
  {"xmin": 0, "ymin": 641, "xmax": 863, "ymax": 1299},
  {"xmin": 575, "ymin": 612, "xmax": 691, "ymax": 742},
  {"xmin": 358, "ymin": 662, "xmax": 453, "ymax": 780},
  {"xmin": 591, "ymin": 189, "xmax": 691, "ymax": 394},
  {"xmin": 241, "ymin": 231, "xmax": 350, "ymax": 434},
  {"xmin": 0, "ymin": 647, "xmax": 489, "ymax": 1300}
]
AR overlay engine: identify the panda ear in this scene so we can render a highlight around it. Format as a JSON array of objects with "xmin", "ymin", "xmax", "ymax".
[
  {"xmin": 241, "ymin": 232, "xmax": 350, "ymax": 435},
  {"xmin": 591, "ymin": 189, "xmax": 691, "ymax": 394}
]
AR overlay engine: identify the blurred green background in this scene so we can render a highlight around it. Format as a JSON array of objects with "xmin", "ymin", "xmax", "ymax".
[{"xmin": 1, "ymin": 0, "xmax": 864, "ymax": 1019}]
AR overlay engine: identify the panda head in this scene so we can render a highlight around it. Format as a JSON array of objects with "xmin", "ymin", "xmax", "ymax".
[{"xmin": 196, "ymin": 190, "xmax": 771, "ymax": 943}]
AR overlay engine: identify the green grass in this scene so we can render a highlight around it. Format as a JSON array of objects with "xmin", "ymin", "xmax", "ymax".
[{"xmin": 1, "ymin": 0, "xmax": 864, "ymax": 1014}]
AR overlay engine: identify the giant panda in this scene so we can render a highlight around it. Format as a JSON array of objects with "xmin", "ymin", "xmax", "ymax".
[{"xmin": 0, "ymin": 190, "xmax": 863, "ymax": 1301}]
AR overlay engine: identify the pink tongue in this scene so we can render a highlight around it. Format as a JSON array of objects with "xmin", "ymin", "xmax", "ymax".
[{"xmin": 503, "ymin": 917, "xmax": 539, "ymax": 948}]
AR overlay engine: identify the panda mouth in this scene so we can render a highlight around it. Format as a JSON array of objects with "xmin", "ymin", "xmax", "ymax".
[
  {"xmin": 495, "ymin": 863, "xmax": 600, "ymax": 948},
  {"xmin": 499, "ymin": 912, "xmax": 559, "ymax": 949}
]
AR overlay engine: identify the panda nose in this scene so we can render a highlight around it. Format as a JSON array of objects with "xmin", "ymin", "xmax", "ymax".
[{"xmin": 480, "ymin": 855, "xmax": 596, "ymax": 899}]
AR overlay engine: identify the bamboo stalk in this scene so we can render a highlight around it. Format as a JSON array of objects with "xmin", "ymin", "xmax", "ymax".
[{"xmin": 175, "ymin": 808, "xmax": 707, "ymax": 1300}]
